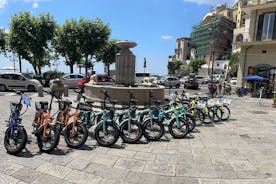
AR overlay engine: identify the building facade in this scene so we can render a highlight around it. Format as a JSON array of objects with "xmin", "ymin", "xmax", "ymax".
[
  {"xmin": 234, "ymin": 0, "xmax": 276, "ymax": 94},
  {"xmin": 191, "ymin": 14, "xmax": 235, "ymax": 76},
  {"xmin": 167, "ymin": 37, "xmax": 191, "ymax": 75}
]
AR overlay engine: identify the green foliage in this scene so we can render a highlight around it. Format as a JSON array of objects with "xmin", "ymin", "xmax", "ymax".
[
  {"xmin": 9, "ymin": 12, "xmax": 56, "ymax": 74},
  {"xmin": 54, "ymin": 18, "xmax": 82, "ymax": 73},
  {"xmin": 96, "ymin": 39, "xmax": 120, "ymax": 76},
  {"xmin": 54, "ymin": 17, "xmax": 110, "ymax": 74},
  {"xmin": 0, "ymin": 29, "xmax": 6, "ymax": 54},
  {"xmin": 228, "ymin": 53, "xmax": 239, "ymax": 78},
  {"xmin": 167, "ymin": 60, "xmax": 183, "ymax": 75},
  {"xmin": 78, "ymin": 18, "xmax": 111, "ymax": 74},
  {"xmin": 189, "ymin": 58, "xmax": 206, "ymax": 74}
]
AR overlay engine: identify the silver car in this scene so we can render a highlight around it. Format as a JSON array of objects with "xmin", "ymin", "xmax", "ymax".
[
  {"xmin": 0, "ymin": 73, "xmax": 41, "ymax": 92},
  {"xmin": 50, "ymin": 74, "xmax": 84, "ymax": 88}
]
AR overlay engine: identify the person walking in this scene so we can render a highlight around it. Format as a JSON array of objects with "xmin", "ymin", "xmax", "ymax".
[
  {"xmin": 218, "ymin": 80, "xmax": 222, "ymax": 95},
  {"xmin": 208, "ymin": 81, "xmax": 212, "ymax": 97}
]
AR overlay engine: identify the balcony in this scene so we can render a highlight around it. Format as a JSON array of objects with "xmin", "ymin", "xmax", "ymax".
[{"xmin": 244, "ymin": 0, "xmax": 276, "ymax": 11}]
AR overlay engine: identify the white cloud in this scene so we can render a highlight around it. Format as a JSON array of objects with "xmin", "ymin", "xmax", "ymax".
[
  {"xmin": 161, "ymin": 35, "xmax": 173, "ymax": 40},
  {"xmin": 32, "ymin": 1, "xmax": 39, "ymax": 8},
  {"xmin": 183, "ymin": 0, "xmax": 238, "ymax": 6},
  {"xmin": 0, "ymin": 0, "xmax": 7, "ymax": 8}
]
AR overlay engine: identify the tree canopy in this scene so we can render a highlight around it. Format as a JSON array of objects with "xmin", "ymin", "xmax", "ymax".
[
  {"xmin": 78, "ymin": 18, "xmax": 111, "ymax": 75},
  {"xmin": 9, "ymin": 12, "xmax": 56, "ymax": 74},
  {"xmin": 96, "ymin": 39, "xmax": 120, "ymax": 76},
  {"xmin": 54, "ymin": 19, "xmax": 82, "ymax": 73},
  {"xmin": 228, "ymin": 53, "xmax": 239, "ymax": 78},
  {"xmin": 0, "ymin": 28, "xmax": 6, "ymax": 54},
  {"xmin": 189, "ymin": 58, "xmax": 206, "ymax": 74}
]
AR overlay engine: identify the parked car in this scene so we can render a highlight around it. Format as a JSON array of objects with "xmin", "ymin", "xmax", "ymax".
[
  {"xmin": 184, "ymin": 78, "xmax": 199, "ymax": 89},
  {"xmin": 0, "ymin": 72, "xmax": 41, "ymax": 92},
  {"xmin": 180, "ymin": 76, "xmax": 189, "ymax": 84},
  {"xmin": 196, "ymin": 76, "xmax": 205, "ymax": 84},
  {"xmin": 230, "ymin": 77, "xmax": 237, "ymax": 85},
  {"xmin": 50, "ymin": 74, "xmax": 84, "ymax": 88},
  {"xmin": 160, "ymin": 77, "xmax": 181, "ymax": 88}
]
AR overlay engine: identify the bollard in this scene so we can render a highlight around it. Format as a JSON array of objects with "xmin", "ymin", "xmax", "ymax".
[
  {"xmin": 37, "ymin": 85, "xmax": 43, "ymax": 97},
  {"xmin": 64, "ymin": 85, "xmax": 69, "ymax": 97}
]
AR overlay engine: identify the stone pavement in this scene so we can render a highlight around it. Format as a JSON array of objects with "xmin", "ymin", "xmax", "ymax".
[{"xmin": 0, "ymin": 91, "xmax": 276, "ymax": 184}]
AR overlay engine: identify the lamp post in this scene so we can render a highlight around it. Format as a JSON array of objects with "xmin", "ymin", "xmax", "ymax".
[{"xmin": 209, "ymin": 23, "xmax": 216, "ymax": 84}]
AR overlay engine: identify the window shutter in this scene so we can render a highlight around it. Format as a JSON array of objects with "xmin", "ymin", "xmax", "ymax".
[
  {"xmin": 256, "ymin": 14, "xmax": 264, "ymax": 41},
  {"xmin": 273, "ymin": 12, "xmax": 276, "ymax": 40}
]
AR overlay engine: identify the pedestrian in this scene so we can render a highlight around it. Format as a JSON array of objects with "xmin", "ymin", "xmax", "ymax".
[
  {"xmin": 218, "ymin": 80, "xmax": 222, "ymax": 95},
  {"xmin": 208, "ymin": 81, "xmax": 212, "ymax": 97}
]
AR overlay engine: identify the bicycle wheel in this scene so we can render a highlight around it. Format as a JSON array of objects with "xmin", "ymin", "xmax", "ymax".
[
  {"xmin": 95, "ymin": 122, "xmax": 119, "ymax": 147},
  {"xmin": 168, "ymin": 117, "xmax": 189, "ymax": 138},
  {"xmin": 184, "ymin": 114, "xmax": 195, "ymax": 132},
  {"xmin": 221, "ymin": 105, "xmax": 230, "ymax": 121},
  {"xmin": 64, "ymin": 123, "xmax": 88, "ymax": 149},
  {"xmin": 142, "ymin": 119, "xmax": 164, "ymax": 141},
  {"xmin": 37, "ymin": 125, "xmax": 59, "ymax": 153},
  {"xmin": 212, "ymin": 106, "xmax": 222, "ymax": 122},
  {"xmin": 189, "ymin": 108, "xmax": 205, "ymax": 127},
  {"xmin": 4, "ymin": 127, "xmax": 27, "ymax": 155},
  {"xmin": 120, "ymin": 120, "xmax": 143, "ymax": 143},
  {"xmin": 205, "ymin": 108, "xmax": 214, "ymax": 124}
]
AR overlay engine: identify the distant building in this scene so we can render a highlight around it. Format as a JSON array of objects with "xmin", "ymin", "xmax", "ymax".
[
  {"xmin": 191, "ymin": 14, "xmax": 235, "ymax": 75},
  {"xmin": 233, "ymin": 0, "xmax": 276, "ymax": 95},
  {"xmin": 167, "ymin": 37, "xmax": 191, "ymax": 74}
]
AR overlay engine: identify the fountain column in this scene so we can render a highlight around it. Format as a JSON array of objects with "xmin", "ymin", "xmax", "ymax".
[{"xmin": 115, "ymin": 41, "xmax": 137, "ymax": 86}]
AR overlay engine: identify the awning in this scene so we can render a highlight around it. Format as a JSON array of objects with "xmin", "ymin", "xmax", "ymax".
[{"xmin": 242, "ymin": 75, "xmax": 268, "ymax": 81}]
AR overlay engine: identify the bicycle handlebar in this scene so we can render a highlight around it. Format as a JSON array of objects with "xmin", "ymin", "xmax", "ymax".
[{"xmin": 42, "ymin": 90, "xmax": 61, "ymax": 100}]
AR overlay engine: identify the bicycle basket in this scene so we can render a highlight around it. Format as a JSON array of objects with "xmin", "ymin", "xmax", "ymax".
[
  {"xmin": 215, "ymin": 98, "xmax": 223, "ymax": 106},
  {"xmin": 223, "ymin": 99, "xmax": 231, "ymax": 105},
  {"xmin": 78, "ymin": 102, "xmax": 92, "ymax": 111},
  {"xmin": 207, "ymin": 98, "xmax": 216, "ymax": 106},
  {"xmin": 10, "ymin": 102, "xmax": 22, "ymax": 113},
  {"xmin": 35, "ymin": 101, "xmax": 49, "ymax": 111},
  {"xmin": 197, "ymin": 100, "xmax": 206, "ymax": 109}
]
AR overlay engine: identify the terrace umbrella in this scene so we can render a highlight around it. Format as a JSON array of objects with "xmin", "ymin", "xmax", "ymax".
[
  {"xmin": 242, "ymin": 75, "xmax": 268, "ymax": 96},
  {"xmin": 242, "ymin": 75, "xmax": 268, "ymax": 81}
]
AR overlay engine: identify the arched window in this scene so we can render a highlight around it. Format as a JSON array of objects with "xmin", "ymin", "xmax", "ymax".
[{"xmin": 236, "ymin": 34, "xmax": 243, "ymax": 42}]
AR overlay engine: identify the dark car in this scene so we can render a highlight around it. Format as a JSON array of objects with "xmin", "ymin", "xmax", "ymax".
[{"xmin": 184, "ymin": 78, "xmax": 199, "ymax": 89}]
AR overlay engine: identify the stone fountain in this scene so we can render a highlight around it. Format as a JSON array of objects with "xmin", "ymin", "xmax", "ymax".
[{"xmin": 84, "ymin": 40, "xmax": 164, "ymax": 107}]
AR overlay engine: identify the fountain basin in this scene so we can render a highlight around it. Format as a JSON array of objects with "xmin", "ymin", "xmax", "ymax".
[{"xmin": 84, "ymin": 83, "xmax": 165, "ymax": 107}]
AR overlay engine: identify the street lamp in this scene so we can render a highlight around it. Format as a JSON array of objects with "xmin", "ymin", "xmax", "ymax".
[{"xmin": 208, "ymin": 22, "xmax": 217, "ymax": 84}]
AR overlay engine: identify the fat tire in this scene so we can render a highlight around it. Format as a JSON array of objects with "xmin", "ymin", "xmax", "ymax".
[
  {"xmin": 36, "ymin": 125, "xmax": 59, "ymax": 153},
  {"xmin": 142, "ymin": 119, "xmax": 164, "ymax": 141},
  {"xmin": 4, "ymin": 127, "xmax": 27, "ymax": 155},
  {"xmin": 120, "ymin": 120, "xmax": 143, "ymax": 143},
  {"xmin": 168, "ymin": 118, "xmax": 189, "ymax": 138},
  {"xmin": 94, "ymin": 122, "xmax": 119, "ymax": 147},
  {"xmin": 64, "ymin": 123, "xmax": 88, "ymax": 149}
]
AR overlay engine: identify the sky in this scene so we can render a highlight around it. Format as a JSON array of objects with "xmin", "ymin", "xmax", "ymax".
[{"xmin": 0, "ymin": 0, "xmax": 238, "ymax": 76}]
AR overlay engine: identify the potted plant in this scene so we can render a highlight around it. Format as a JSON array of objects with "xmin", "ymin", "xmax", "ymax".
[{"xmin": 272, "ymin": 97, "xmax": 276, "ymax": 108}]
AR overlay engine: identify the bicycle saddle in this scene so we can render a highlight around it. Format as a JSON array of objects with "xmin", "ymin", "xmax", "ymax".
[{"xmin": 59, "ymin": 100, "xmax": 72, "ymax": 105}]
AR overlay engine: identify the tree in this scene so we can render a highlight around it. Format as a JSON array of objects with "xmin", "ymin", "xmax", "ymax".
[
  {"xmin": 9, "ymin": 12, "xmax": 56, "ymax": 74},
  {"xmin": 0, "ymin": 28, "xmax": 6, "ymax": 54},
  {"xmin": 29, "ymin": 13, "xmax": 56, "ymax": 75},
  {"xmin": 9, "ymin": 12, "xmax": 33, "ymax": 73},
  {"xmin": 167, "ymin": 62, "xmax": 176, "ymax": 75},
  {"xmin": 189, "ymin": 58, "xmax": 206, "ymax": 74},
  {"xmin": 54, "ymin": 19, "xmax": 82, "ymax": 73},
  {"xmin": 78, "ymin": 18, "xmax": 111, "ymax": 75},
  {"xmin": 96, "ymin": 40, "xmax": 120, "ymax": 76},
  {"xmin": 228, "ymin": 53, "xmax": 239, "ymax": 78},
  {"xmin": 167, "ymin": 60, "xmax": 182, "ymax": 75}
]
